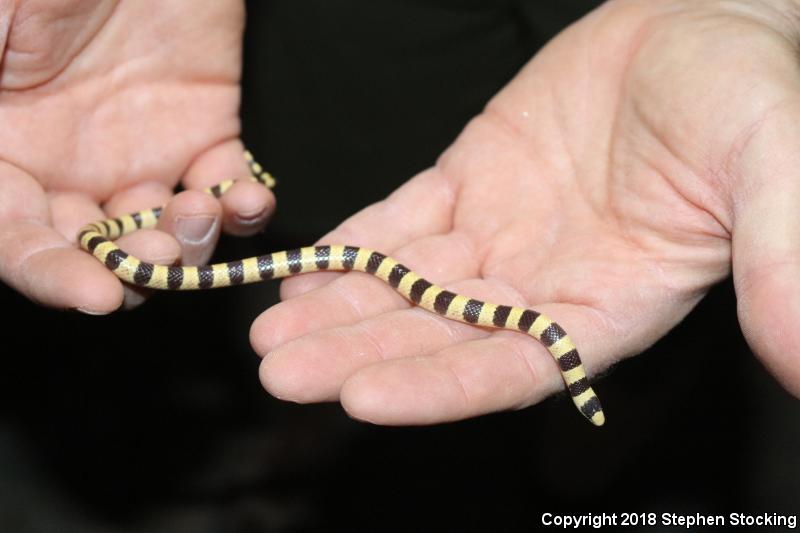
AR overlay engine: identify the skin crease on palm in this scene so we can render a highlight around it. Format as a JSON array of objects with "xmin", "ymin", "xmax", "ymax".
[{"xmin": 2, "ymin": 0, "xmax": 800, "ymax": 426}]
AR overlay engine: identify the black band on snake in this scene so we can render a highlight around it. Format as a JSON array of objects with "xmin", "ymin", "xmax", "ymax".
[{"xmin": 78, "ymin": 151, "xmax": 605, "ymax": 426}]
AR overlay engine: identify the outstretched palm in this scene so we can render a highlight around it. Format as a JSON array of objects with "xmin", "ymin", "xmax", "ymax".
[
  {"xmin": 0, "ymin": 0, "xmax": 271, "ymax": 311},
  {"xmin": 252, "ymin": 0, "xmax": 800, "ymax": 423}
]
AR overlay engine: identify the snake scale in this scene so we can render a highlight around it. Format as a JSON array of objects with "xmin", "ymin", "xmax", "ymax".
[{"xmin": 78, "ymin": 151, "xmax": 605, "ymax": 426}]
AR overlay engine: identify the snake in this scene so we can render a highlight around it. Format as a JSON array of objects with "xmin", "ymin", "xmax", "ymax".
[{"xmin": 78, "ymin": 151, "xmax": 605, "ymax": 427}]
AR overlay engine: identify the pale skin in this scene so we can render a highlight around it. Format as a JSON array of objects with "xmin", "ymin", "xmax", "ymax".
[
  {"xmin": 2, "ymin": 0, "xmax": 799, "ymax": 425},
  {"xmin": 0, "ymin": 0, "xmax": 275, "ymax": 310}
]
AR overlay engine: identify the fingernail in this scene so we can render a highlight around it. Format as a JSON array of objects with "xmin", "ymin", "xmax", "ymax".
[
  {"xmin": 176, "ymin": 215, "xmax": 216, "ymax": 245},
  {"xmin": 234, "ymin": 207, "xmax": 269, "ymax": 227},
  {"xmin": 74, "ymin": 307, "xmax": 110, "ymax": 316}
]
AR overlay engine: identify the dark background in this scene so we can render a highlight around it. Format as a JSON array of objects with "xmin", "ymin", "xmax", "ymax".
[{"xmin": 1, "ymin": 1, "xmax": 798, "ymax": 531}]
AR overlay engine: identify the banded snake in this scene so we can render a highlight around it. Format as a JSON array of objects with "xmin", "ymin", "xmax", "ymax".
[{"xmin": 78, "ymin": 151, "xmax": 605, "ymax": 426}]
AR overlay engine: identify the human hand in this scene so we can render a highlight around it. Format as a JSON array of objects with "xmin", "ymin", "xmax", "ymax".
[
  {"xmin": 0, "ymin": 0, "xmax": 274, "ymax": 312},
  {"xmin": 249, "ymin": 0, "xmax": 800, "ymax": 425}
]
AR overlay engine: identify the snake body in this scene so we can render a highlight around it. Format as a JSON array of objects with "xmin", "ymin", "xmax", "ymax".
[{"xmin": 78, "ymin": 152, "xmax": 605, "ymax": 426}]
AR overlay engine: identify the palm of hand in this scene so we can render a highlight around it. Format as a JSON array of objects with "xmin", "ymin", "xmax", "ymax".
[
  {"xmin": 253, "ymin": 0, "xmax": 800, "ymax": 424},
  {"xmin": 0, "ymin": 0, "xmax": 243, "ymax": 198}
]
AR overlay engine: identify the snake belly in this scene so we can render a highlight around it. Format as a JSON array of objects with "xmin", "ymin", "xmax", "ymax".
[{"xmin": 77, "ymin": 152, "xmax": 605, "ymax": 427}]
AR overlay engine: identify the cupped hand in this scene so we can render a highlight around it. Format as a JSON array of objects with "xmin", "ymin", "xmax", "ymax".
[
  {"xmin": 0, "ymin": 0, "xmax": 274, "ymax": 312},
  {"xmin": 251, "ymin": 0, "xmax": 800, "ymax": 424}
]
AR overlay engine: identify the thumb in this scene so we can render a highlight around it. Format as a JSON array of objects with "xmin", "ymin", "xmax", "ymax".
[{"xmin": 732, "ymin": 112, "xmax": 800, "ymax": 398}]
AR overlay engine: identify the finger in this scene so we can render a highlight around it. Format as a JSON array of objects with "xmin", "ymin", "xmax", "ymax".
[
  {"xmin": 106, "ymin": 182, "xmax": 227, "ymax": 304},
  {"xmin": 259, "ymin": 278, "xmax": 502, "ymax": 403},
  {"xmin": 103, "ymin": 180, "xmax": 175, "ymax": 218},
  {"xmin": 0, "ymin": 161, "xmax": 122, "ymax": 311},
  {"xmin": 339, "ymin": 336, "xmax": 561, "ymax": 425},
  {"xmin": 183, "ymin": 138, "xmax": 275, "ymax": 236},
  {"xmin": 260, "ymin": 268, "xmax": 612, "ymax": 422},
  {"xmin": 339, "ymin": 303, "xmax": 610, "ymax": 425},
  {"xmin": 251, "ymin": 232, "xmax": 481, "ymax": 353},
  {"xmin": 50, "ymin": 190, "xmax": 156, "ymax": 308},
  {"xmin": 151, "ymin": 189, "xmax": 222, "ymax": 266},
  {"xmin": 732, "ymin": 112, "xmax": 800, "ymax": 398},
  {"xmin": 280, "ymin": 167, "xmax": 455, "ymax": 298},
  {"xmin": 103, "ymin": 181, "xmax": 183, "ymax": 308},
  {"xmin": 48, "ymin": 191, "xmax": 108, "ymax": 242},
  {"xmin": 0, "ymin": 222, "xmax": 125, "ymax": 312}
]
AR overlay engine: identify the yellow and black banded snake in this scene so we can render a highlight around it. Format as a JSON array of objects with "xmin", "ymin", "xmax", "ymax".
[{"xmin": 78, "ymin": 151, "xmax": 605, "ymax": 426}]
